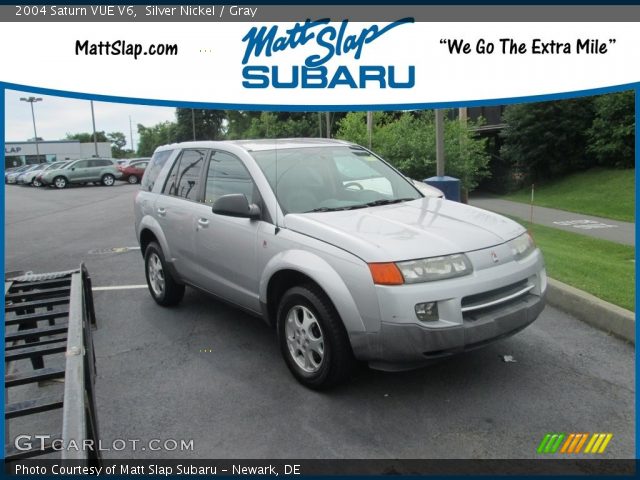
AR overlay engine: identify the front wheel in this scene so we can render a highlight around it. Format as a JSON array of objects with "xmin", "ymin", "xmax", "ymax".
[
  {"xmin": 127, "ymin": 174, "xmax": 139, "ymax": 184},
  {"xmin": 144, "ymin": 242, "xmax": 185, "ymax": 306},
  {"xmin": 101, "ymin": 174, "xmax": 115, "ymax": 186},
  {"xmin": 53, "ymin": 176, "xmax": 67, "ymax": 189},
  {"xmin": 277, "ymin": 285, "xmax": 354, "ymax": 389},
  {"xmin": 31, "ymin": 178, "xmax": 42, "ymax": 187}
]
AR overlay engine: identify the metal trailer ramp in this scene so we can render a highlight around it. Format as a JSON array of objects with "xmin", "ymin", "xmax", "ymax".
[{"xmin": 4, "ymin": 265, "xmax": 101, "ymax": 464}]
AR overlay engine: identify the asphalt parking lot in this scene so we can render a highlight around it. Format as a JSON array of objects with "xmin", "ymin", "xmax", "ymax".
[{"xmin": 4, "ymin": 182, "xmax": 635, "ymax": 460}]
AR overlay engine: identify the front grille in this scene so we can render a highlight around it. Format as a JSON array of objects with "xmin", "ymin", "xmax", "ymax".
[{"xmin": 461, "ymin": 279, "xmax": 532, "ymax": 320}]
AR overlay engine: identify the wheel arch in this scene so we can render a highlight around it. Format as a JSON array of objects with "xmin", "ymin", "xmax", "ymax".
[
  {"xmin": 260, "ymin": 250, "xmax": 366, "ymax": 334},
  {"xmin": 138, "ymin": 216, "xmax": 170, "ymax": 259}
]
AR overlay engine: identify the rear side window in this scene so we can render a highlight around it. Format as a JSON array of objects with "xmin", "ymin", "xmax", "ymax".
[
  {"xmin": 72, "ymin": 160, "xmax": 90, "ymax": 169},
  {"xmin": 163, "ymin": 149, "xmax": 206, "ymax": 201},
  {"xmin": 142, "ymin": 149, "xmax": 174, "ymax": 192},
  {"xmin": 89, "ymin": 159, "xmax": 112, "ymax": 167}
]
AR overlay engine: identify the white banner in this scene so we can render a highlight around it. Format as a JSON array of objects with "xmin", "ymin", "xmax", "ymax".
[{"xmin": 0, "ymin": 21, "xmax": 637, "ymax": 105}]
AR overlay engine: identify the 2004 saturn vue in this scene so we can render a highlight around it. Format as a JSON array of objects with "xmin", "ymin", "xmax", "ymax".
[{"xmin": 135, "ymin": 139, "xmax": 546, "ymax": 389}]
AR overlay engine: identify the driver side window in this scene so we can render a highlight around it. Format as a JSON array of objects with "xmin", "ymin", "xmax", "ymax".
[{"xmin": 204, "ymin": 151, "xmax": 256, "ymax": 205}]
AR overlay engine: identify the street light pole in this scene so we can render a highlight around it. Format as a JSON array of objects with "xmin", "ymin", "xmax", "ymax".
[
  {"xmin": 20, "ymin": 97, "xmax": 42, "ymax": 163},
  {"xmin": 90, "ymin": 101, "xmax": 99, "ymax": 157}
]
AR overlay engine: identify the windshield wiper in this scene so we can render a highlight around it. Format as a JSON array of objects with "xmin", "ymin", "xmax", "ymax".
[
  {"xmin": 305, "ymin": 198, "xmax": 415, "ymax": 213},
  {"xmin": 365, "ymin": 198, "xmax": 415, "ymax": 207},
  {"xmin": 305, "ymin": 204, "xmax": 369, "ymax": 213}
]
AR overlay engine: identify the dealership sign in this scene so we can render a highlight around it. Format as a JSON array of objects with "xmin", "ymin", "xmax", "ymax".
[
  {"xmin": 241, "ymin": 18, "xmax": 416, "ymax": 89},
  {"xmin": 5, "ymin": 146, "xmax": 22, "ymax": 154}
]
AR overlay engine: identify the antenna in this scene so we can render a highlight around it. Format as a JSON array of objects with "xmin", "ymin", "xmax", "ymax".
[{"xmin": 274, "ymin": 137, "xmax": 280, "ymax": 234}]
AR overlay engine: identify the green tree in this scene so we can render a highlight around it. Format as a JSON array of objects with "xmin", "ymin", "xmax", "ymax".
[
  {"xmin": 500, "ymin": 98, "xmax": 595, "ymax": 182},
  {"xmin": 137, "ymin": 121, "xmax": 178, "ymax": 156},
  {"xmin": 243, "ymin": 112, "xmax": 320, "ymax": 138},
  {"xmin": 587, "ymin": 90, "xmax": 635, "ymax": 168},
  {"xmin": 107, "ymin": 131, "xmax": 130, "ymax": 158},
  {"xmin": 66, "ymin": 131, "xmax": 132, "ymax": 158},
  {"xmin": 225, "ymin": 111, "xmax": 261, "ymax": 139},
  {"xmin": 337, "ymin": 110, "xmax": 490, "ymax": 192},
  {"xmin": 175, "ymin": 108, "xmax": 226, "ymax": 141},
  {"xmin": 66, "ymin": 131, "xmax": 108, "ymax": 143}
]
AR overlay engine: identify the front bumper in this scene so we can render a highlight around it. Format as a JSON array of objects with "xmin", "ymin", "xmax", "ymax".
[
  {"xmin": 366, "ymin": 290, "xmax": 545, "ymax": 369},
  {"xmin": 350, "ymin": 247, "xmax": 547, "ymax": 369}
]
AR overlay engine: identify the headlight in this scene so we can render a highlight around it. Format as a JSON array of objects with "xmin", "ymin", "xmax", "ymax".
[
  {"xmin": 396, "ymin": 253, "xmax": 473, "ymax": 283},
  {"xmin": 509, "ymin": 232, "xmax": 536, "ymax": 260}
]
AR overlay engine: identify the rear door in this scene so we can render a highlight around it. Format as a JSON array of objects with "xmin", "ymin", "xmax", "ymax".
[{"xmin": 154, "ymin": 148, "xmax": 209, "ymax": 281}]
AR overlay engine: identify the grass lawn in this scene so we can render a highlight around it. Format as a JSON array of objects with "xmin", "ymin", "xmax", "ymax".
[
  {"xmin": 517, "ymin": 219, "xmax": 635, "ymax": 311},
  {"xmin": 503, "ymin": 168, "xmax": 635, "ymax": 222}
]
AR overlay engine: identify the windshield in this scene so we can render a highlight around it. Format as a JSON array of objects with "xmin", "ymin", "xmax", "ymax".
[
  {"xmin": 46, "ymin": 162, "xmax": 66, "ymax": 170},
  {"xmin": 251, "ymin": 146, "xmax": 421, "ymax": 214}
]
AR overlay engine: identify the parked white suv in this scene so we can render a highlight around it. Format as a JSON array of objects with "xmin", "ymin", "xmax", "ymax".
[{"xmin": 135, "ymin": 139, "xmax": 546, "ymax": 389}]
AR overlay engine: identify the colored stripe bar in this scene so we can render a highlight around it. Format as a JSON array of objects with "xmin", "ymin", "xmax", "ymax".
[
  {"xmin": 598, "ymin": 434, "xmax": 613, "ymax": 453},
  {"xmin": 550, "ymin": 434, "xmax": 565, "ymax": 453},
  {"xmin": 574, "ymin": 433, "xmax": 589, "ymax": 453},
  {"xmin": 567, "ymin": 433, "xmax": 583, "ymax": 453},
  {"xmin": 537, "ymin": 434, "xmax": 552, "ymax": 454},
  {"xmin": 584, "ymin": 433, "xmax": 599, "ymax": 453},
  {"xmin": 560, "ymin": 434, "xmax": 575, "ymax": 453}
]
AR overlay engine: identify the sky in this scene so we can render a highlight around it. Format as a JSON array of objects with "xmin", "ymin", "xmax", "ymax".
[{"xmin": 4, "ymin": 89, "xmax": 177, "ymax": 152}]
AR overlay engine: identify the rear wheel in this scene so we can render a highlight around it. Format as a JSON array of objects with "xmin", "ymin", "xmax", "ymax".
[
  {"xmin": 101, "ymin": 174, "xmax": 115, "ymax": 186},
  {"xmin": 53, "ymin": 176, "xmax": 67, "ymax": 189},
  {"xmin": 144, "ymin": 242, "xmax": 185, "ymax": 306},
  {"xmin": 128, "ymin": 174, "xmax": 139, "ymax": 184},
  {"xmin": 277, "ymin": 285, "xmax": 354, "ymax": 389}
]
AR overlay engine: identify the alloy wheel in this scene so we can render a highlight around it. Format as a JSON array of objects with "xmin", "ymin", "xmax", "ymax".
[{"xmin": 285, "ymin": 305, "xmax": 325, "ymax": 373}]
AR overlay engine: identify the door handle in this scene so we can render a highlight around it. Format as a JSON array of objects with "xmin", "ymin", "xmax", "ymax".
[
  {"xmin": 157, "ymin": 207, "xmax": 166, "ymax": 217},
  {"xmin": 197, "ymin": 218, "xmax": 209, "ymax": 228}
]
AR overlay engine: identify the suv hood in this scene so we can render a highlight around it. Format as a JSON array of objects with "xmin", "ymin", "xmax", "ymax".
[{"xmin": 284, "ymin": 198, "xmax": 525, "ymax": 263}]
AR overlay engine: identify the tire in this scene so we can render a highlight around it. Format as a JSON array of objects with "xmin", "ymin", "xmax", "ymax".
[
  {"xmin": 277, "ymin": 285, "xmax": 354, "ymax": 389},
  {"xmin": 53, "ymin": 176, "xmax": 67, "ymax": 189},
  {"xmin": 101, "ymin": 174, "xmax": 115, "ymax": 186},
  {"xmin": 144, "ymin": 242, "xmax": 185, "ymax": 307},
  {"xmin": 127, "ymin": 175, "xmax": 139, "ymax": 184},
  {"xmin": 32, "ymin": 178, "xmax": 41, "ymax": 187}
]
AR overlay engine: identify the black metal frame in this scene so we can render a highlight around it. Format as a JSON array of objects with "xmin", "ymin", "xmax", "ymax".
[{"xmin": 4, "ymin": 264, "xmax": 101, "ymax": 463}]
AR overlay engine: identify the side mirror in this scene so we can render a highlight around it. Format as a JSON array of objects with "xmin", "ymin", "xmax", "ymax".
[{"xmin": 212, "ymin": 193, "xmax": 261, "ymax": 220}]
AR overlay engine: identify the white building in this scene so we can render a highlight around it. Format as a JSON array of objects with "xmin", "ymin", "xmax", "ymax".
[{"xmin": 4, "ymin": 140, "xmax": 112, "ymax": 168}]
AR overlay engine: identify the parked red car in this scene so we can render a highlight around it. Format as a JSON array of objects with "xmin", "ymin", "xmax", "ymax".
[{"xmin": 117, "ymin": 160, "xmax": 149, "ymax": 184}]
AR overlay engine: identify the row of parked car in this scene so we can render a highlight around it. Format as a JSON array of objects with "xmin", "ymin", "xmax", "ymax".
[{"xmin": 5, "ymin": 157, "xmax": 150, "ymax": 188}]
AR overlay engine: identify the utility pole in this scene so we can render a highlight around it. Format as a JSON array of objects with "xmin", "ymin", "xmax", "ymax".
[
  {"xmin": 366, "ymin": 111, "xmax": 373, "ymax": 149},
  {"xmin": 20, "ymin": 97, "xmax": 42, "ymax": 162},
  {"xmin": 90, "ymin": 100, "xmax": 99, "ymax": 157},
  {"xmin": 191, "ymin": 109, "xmax": 196, "ymax": 141},
  {"xmin": 129, "ymin": 115, "xmax": 135, "ymax": 154},
  {"xmin": 435, "ymin": 109, "xmax": 445, "ymax": 177},
  {"xmin": 325, "ymin": 112, "xmax": 331, "ymax": 138},
  {"xmin": 318, "ymin": 112, "xmax": 322, "ymax": 137}
]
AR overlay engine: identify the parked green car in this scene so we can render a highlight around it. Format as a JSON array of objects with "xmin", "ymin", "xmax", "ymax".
[{"xmin": 40, "ymin": 158, "xmax": 122, "ymax": 189}]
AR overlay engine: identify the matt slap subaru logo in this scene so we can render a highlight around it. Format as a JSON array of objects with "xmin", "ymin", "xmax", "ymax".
[{"xmin": 241, "ymin": 18, "xmax": 415, "ymax": 89}]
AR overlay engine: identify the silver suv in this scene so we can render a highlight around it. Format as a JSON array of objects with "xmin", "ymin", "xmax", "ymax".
[
  {"xmin": 135, "ymin": 139, "xmax": 546, "ymax": 389},
  {"xmin": 41, "ymin": 158, "xmax": 121, "ymax": 188}
]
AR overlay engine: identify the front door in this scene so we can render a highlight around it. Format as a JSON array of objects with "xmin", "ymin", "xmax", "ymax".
[{"xmin": 193, "ymin": 150, "xmax": 262, "ymax": 313}]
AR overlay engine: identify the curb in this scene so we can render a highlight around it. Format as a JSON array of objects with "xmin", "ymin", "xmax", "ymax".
[{"xmin": 547, "ymin": 278, "xmax": 635, "ymax": 344}]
